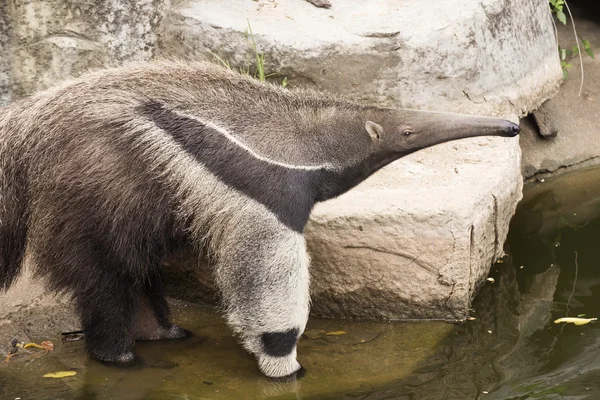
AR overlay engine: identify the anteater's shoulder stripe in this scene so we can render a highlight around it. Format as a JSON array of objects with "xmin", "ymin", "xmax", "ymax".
[
  {"xmin": 136, "ymin": 100, "xmax": 318, "ymax": 233},
  {"xmin": 140, "ymin": 100, "xmax": 332, "ymax": 171},
  {"xmin": 193, "ymin": 118, "xmax": 332, "ymax": 171}
]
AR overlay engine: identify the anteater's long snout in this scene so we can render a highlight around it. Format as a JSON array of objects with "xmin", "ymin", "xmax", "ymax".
[{"xmin": 502, "ymin": 121, "xmax": 521, "ymax": 137}]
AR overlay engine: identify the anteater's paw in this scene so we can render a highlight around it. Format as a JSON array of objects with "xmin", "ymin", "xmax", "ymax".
[
  {"xmin": 114, "ymin": 351, "xmax": 137, "ymax": 365},
  {"xmin": 162, "ymin": 325, "xmax": 190, "ymax": 340},
  {"xmin": 91, "ymin": 350, "xmax": 137, "ymax": 366},
  {"xmin": 135, "ymin": 324, "xmax": 190, "ymax": 341}
]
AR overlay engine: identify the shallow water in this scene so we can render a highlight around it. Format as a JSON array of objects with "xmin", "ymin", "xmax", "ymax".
[{"xmin": 2, "ymin": 167, "xmax": 600, "ymax": 399}]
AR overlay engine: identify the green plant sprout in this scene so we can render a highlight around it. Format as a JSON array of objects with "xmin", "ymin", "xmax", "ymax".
[
  {"xmin": 208, "ymin": 20, "xmax": 288, "ymax": 88},
  {"xmin": 549, "ymin": 0, "xmax": 595, "ymax": 94}
]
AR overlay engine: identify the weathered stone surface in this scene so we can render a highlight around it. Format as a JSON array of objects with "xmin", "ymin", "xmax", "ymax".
[
  {"xmin": 0, "ymin": 1, "xmax": 11, "ymax": 105},
  {"xmin": 520, "ymin": 5, "xmax": 600, "ymax": 180},
  {"xmin": 161, "ymin": 0, "xmax": 562, "ymax": 115},
  {"xmin": 0, "ymin": 0, "xmax": 167, "ymax": 105},
  {"xmin": 306, "ymin": 136, "xmax": 522, "ymax": 320}
]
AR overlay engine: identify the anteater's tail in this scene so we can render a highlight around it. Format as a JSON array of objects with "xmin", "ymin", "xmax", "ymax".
[{"xmin": 0, "ymin": 111, "xmax": 28, "ymax": 291}]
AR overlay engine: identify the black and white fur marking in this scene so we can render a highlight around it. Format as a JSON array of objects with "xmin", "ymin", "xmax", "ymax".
[{"xmin": 0, "ymin": 60, "xmax": 519, "ymax": 379}]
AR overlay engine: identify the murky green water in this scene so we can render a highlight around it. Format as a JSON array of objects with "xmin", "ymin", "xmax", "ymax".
[{"xmin": 2, "ymin": 167, "xmax": 600, "ymax": 399}]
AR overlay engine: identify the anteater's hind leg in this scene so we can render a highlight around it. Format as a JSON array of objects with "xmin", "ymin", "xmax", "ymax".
[
  {"xmin": 31, "ymin": 229, "xmax": 140, "ymax": 364},
  {"xmin": 133, "ymin": 267, "xmax": 188, "ymax": 341},
  {"xmin": 72, "ymin": 255, "xmax": 140, "ymax": 364},
  {"xmin": 214, "ymin": 217, "xmax": 310, "ymax": 379}
]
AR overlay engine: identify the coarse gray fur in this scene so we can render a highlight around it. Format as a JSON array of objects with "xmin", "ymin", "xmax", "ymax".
[{"xmin": 0, "ymin": 60, "xmax": 519, "ymax": 378}]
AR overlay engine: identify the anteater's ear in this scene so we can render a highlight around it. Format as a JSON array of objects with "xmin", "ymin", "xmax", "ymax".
[{"xmin": 365, "ymin": 121, "xmax": 383, "ymax": 141}]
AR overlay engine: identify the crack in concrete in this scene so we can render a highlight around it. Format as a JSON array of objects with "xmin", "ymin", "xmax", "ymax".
[
  {"xmin": 492, "ymin": 194, "xmax": 499, "ymax": 261},
  {"xmin": 360, "ymin": 31, "xmax": 400, "ymax": 38},
  {"xmin": 468, "ymin": 224, "xmax": 475, "ymax": 294},
  {"xmin": 441, "ymin": 279, "xmax": 456, "ymax": 310},
  {"xmin": 343, "ymin": 244, "xmax": 441, "ymax": 279},
  {"xmin": 525, "ymin": 155, "xmax": 600, "ymax": 182},
  {"xmin": 462, "ymin": 90, "xmax": 484, "ymax": 104},
  {"xmin": 449, "ymin": 227, "xmax": 457, "ymax": 257}
]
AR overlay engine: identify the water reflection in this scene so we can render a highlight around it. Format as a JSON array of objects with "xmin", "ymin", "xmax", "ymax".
[{"xmin": 336, "ymin": 166, "xmax": 600, "ymax": 399}]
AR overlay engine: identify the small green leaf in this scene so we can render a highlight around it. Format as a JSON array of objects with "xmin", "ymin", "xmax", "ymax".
[
  {"xmin": 571, "ymin": 46, "xmax": 579, "ymax": 56},
  {"xmin": 582, "ymin": 39, "xmax": 595, "ymax": 59},
  {"xmin": 556, "ymin": 10, "xmax": 567, "ymax": 25},
  {"xmin": 561, "ymin": 60, "xmax": 571, "ymax": 80},
  {"xmin": 281, "ymin": 77, "xmax": 288, "ymax": 88},
  {"xmin": 560, "ymin": 47, "xmax": 567, "ymax": 61}
]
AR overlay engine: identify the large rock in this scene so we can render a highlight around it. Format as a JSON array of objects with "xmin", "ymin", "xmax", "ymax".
[
  {"xmin": 161, "ymin": 0, "xmax": 561, "ymax": 115},
  {"xmin": 0, "ymin": 0, "xmax": 558, "ymax": 328},
  {"xmin": 0, "ymin": 0, "xmax": 166, "ymax": 105},
  {"xmin": 306, "ymin": 136, "xmax": 522, "ymax": 320}
]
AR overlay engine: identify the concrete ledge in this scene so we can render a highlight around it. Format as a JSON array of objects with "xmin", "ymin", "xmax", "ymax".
[{"xmin": 306, "ymin": 136, "xmax": 522, "ymax": 320}]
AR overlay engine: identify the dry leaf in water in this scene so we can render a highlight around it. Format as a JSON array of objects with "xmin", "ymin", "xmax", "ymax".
[
  {"xmin": 24, "ymin": 340, "xmax": 54, "ymax": 351},
  {"xmin": 303, "ymin": 329, "xmax": 325, "ymax": 339},
  {"xmin": 43, "ymin": 371, "xmax": 77, "ymax": 378},
  {"xmin": 325, "ymin": 331, "xmax": 347, "ymax": 336},
  {"xmin": 554, "ymin": 317, "xmax": 597, "ymax": 326}
]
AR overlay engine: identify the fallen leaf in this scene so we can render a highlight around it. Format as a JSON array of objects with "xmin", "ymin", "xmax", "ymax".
[
  {"xmin": 487, "ymin": 330, "xmax": 493, "ymax": 334},
  {"xmin": 40, "ymin": 341, "xmax": 54, "ymax": 351},
  {"xmin": 43, "ymin": 371, "xmax": 77, "ymax": 378},
  {"xmin": 467, "ymin": 317, "xmax": 476, "ymax": 321},
  {"xmin": 24, "ymin": 341, "xmax": 54, "ymax": 351},
  {"xmin": 554, "ymin": 317, "xmax": 597, "ymax": 326},
  {"xmin": 487, "ymin": 278, "xmax": 495, "ymax": 283},
  {"xmin": 303, "ymin": 329, "xmax": 325, "ymax": 339},
  {"xmin": 325, "ymin": 331, "xmax": 347, "ymax": 336}
]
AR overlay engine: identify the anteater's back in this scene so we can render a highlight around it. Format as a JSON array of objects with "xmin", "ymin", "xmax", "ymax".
[
  {"xmin": 0, "ymin": 61, "xmax": 248, "ymax": 291},
  {"xmin": 0, "ymin": 60, "xmax": 346, "ymax": 292}
]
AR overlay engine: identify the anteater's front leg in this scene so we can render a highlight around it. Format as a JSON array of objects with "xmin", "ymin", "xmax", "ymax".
[{"xmin": 214, "ymin": 221, "xmax": 310, "ymax": 379}]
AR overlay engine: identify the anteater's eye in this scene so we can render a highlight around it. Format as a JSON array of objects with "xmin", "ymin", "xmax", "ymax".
[{"xmin": 403, "ymin": 129, "xmax": 413, "ymax": 137}]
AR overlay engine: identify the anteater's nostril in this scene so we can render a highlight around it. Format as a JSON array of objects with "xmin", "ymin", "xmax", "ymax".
[{"xmin": 506, "ymin": 123, "xmax": 520, "ymax": 136}]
